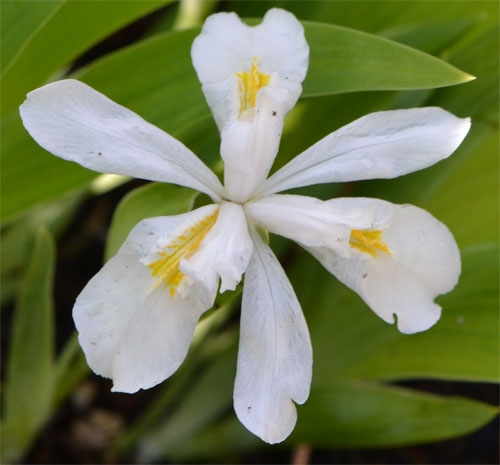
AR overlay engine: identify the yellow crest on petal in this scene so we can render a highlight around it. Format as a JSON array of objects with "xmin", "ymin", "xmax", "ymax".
[
  {"xmin": 349, "ymin": 229, "xmax": 391, "ymax": 258},
  {"xmin": 148, "ymin": 210, "xmax": 219, "ymax": 296},
  {"xmin": 236, "ymin": 57, "xmax": 271, "ymax": 114}
]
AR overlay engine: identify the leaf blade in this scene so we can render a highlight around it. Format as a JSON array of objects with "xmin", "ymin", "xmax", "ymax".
[
  {"xmin": 1, "ymin": 228, "xmax": 56, "ymax": 463},
  {"xmin": 292, "ymin": 380, "xmax": 498, "ymax": 448}
]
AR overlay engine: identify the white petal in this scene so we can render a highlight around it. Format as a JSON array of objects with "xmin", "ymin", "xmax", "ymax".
[
  {"xmin": 110, "ymin": 285, "xmax": 205, "ymax": 392},
  {"xmin": 73, "ymin": 206, "xmax": 219, "ymax": 393},
  {"xmin": 180, "ymin": 202, "xmax": 253, "ymax": 293},
  {"xmin": 221, "ymin": 88, "xmax": 285, "ymax": 202},
  {"xmin": 234, "ymin": 228, "xmax": 312, "ymax": 444},
  {"xmin": 245, "ymin": 194, "xmax": 352, "ymax": 255},
  {"xmin": 258, "ymin": 107, "xmax": 471, "ymax": 195},
  {"xmin": 191, "ymin": 8, "xmax": 308, "ymax": 129},
  {"xmin": 19, "ymin": 79, "xmax": 223, "ymax": 200},
  {"xmin": 308, "ymin": 199, "xmax": 461, "ymax": 334},
  {"xmin": 252, "ymin": 9, "xmax": 309, "ymax": 83}
]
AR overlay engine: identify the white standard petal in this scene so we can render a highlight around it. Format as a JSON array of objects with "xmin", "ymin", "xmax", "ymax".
[
  {"xmin": 307, "ymin": 198, "xmax": 461, "ymax": 334},
  {"xmin": 258, "ymin": 107, "xmax": 471, "ymax": 196},
  {"xmin": 19, "ymin": 79, "xmax": 224, "ymax": 200},
  {"xmin": 191, "ymin": 8, "xmax": 308, "ymax": 130},
  {"xmin": 234, "ymin": 228, "xmax": 312, "ymax": 444},
  {"xmin": 221, "ymin": 88, "xmax": 286, "ymax": 202},
  {"xmin": 73, "ymin": 205, "xmax": 220, "ymax": 393},
  {"xmin": 245, "ymin": 194, "xmax": 353, "ymax": 255},
  {"xmin": 180, "ymin": 202, "xmax": 253, "ymax": 294}
]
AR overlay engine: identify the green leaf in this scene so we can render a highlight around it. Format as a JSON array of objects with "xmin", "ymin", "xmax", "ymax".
[
  {"xmin": 53, "ymin": 332, "xmax": 89, "ymax": 407},
  {"xmin": 353, "ymin": 21, "xmax": 499, "ymax": 248},
  {"xmin": 228, "ymin": 0, "xmax": 497, "ymax": 36},
  {"xmin": 1, "ymin": 0, "xmax": 63, "ymax": 74},
  {"xmin": 140, "ymin": 346, "xmax": 237, "ymax": 461},
  {"xmin": 1, "ymin": 228, "xmax": 56, "ymax": 463},
  {"xmin": 291, "ymin": 243, "xmax": 499, "ymax": 384},
  {"xmin": 301, "ymin": 21, "xmax": 474, "ymax": 97},
  {"xmin": 292, "ymin": 380, "xmax": 498, "ymax": 447},
  {"xmin": 1, "ymin": 0, "xmax": 171, "ymax": 118},
  {"xmin": 161, "ymin": 416, "xmax": 258, "ymax": 462},
  {"xmin": 105, "ymin": 183, "xmax": 199, "ymax": 260},
  {"xmin": 1, "ymin": 190, "xmax": 83, "ymax": 281}
]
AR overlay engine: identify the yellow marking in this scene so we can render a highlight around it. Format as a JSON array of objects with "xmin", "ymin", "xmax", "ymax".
[
  {"xmin": 236, "ymin": 57, "xmax": 271, "ymax": 114},
  {"xmin": 349, "ymin": 229, "xmax": 391, "ymax": 258},
  {"xmin": 148, "ymin": 210, "xmax": 219, "ymax": 296}
]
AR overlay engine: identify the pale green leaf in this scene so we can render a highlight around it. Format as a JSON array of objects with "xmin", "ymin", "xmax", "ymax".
[
  {"xmin": 1, "ymin": 0, "xmax": 63, "ymax": 74},
  {"xmin": 140, "ymin": 347, "xmax": 236, "ymax": 461},
  {"xmin": 53, "ymin": 332, "xmax": 89, "ymax": 407},
  {"xmin": 1, "ymin": 0, "xmax": 171, "ymax": 118},
  {"xmin": 301, "ymin": 21, "xmax": 474, "ymax": 98},
  {"xmin": 1, "ymin": 228, "xmax": 56, "ymax": 463},
  {"xmin": 291, "ymin": 380, "xmax": 498, "ymax": 447}
]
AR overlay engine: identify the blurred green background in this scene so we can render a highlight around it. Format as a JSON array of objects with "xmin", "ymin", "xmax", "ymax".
[{"xmin": 1, "ymin": 0, "xmax": 498, "ymax": 463}]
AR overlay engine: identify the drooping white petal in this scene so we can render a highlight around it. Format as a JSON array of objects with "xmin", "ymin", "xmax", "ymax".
[
  {"xmin": 246, "ymin": 194, "xmax": 353, "ymax": 255},
  {"xmin": 180, "ymin": 202, "xmax": 253, "ymax": 293},
  {"xmin": 73, "ymin": 205, "xmax": 220, "ymax": 393},
  {"xmin": 191, "ymin": 8, "xmax": 308, "ymax": 130},
  {"xmin": 258, "ymin": 107, "xmax": 471, "ymax": 196},
  {"xmin": 234, "ymin": 228, "xmax": 312, "ymax": 444},
  {"xmin": 19, "ymin": 79, "xmax": 223, "ymax": 200},
  {"xmin": 307, "ymin": 198, "xmax": 461, "ymax": 334}
]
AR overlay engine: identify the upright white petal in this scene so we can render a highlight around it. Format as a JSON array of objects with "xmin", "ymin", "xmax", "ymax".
[
  {"xmin": 307, "ymin": 198, "xmax": 461, "ymax": 334},
  {"xmin": 258, "ymin": 107, "xmax": 471, "ymax": 196},
  {"xmin": 221, "ymin": 88, "xmax": 285, "ymax": 202},
  {"xmin": 73, "ymin": 205, "xmax": 220, "ymax": 393},
  {"xmin": 180, "ymin": 202, "xmax": 253, "ymax": 294},
  {"xmin": 191, "ymin": 8, "xmax": 308, "ymax": 130},
  {"xmin": 20, "ymin": 79, "xmax": 223, "ymax": 200},
  {"xmin": 234, "ymin": 229, "xmax": 312, "ymax": 444},
  {"xmin": 246, "ymin": 194, "xmax": 354, "ymax": 255}
]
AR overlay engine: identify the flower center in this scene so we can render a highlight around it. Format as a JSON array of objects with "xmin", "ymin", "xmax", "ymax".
[
  {"xmin": 349, "ymin": 229, "xmax": 391, "ymax": 258},
  {"xmin": 148, "ymin": 210, "xmax": 219, "ymax": 296},
  {"xmin": 236, "ymin": 57, "xmax": 271, "ymax": 114}
]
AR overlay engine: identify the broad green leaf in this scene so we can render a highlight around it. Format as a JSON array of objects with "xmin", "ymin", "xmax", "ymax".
[
  {"xmin": 1, "ymin": 0, "xmax": 171, "ymax": 118},
  {"xmin": 161, "ymin": 416, "xmax": 258, "ymax": 462},
  {"xmin": 1, "ymin": 0, "xmax": 63, "ymax": 74},
  {"xmin": 1, "ymin": 191, "xmax": 83, "ymax": 281},
  {"xmin": 291, "ymin": 380, "xmax": 498, "ymax": 447},
  {"xmin": 432, "ymin": 22, "xmax": 499, "ymax": 124},
  {"xmin": 2, "ymin": 19, "xmax": 472, "ymax": 223},
  {"xmin": 140, "ymin": 346, "xmax": 237, "ymax": 461},
  {"xmin": 424, "ymin": 128, "xmax": 499, "ymax": 248},
  {"xmin": 105, "ymin": 183, "xmax": 199, "ymax": 260},
  {"xmin": 379, "ymin": 19, "xmax": 473, "ymax": 54},
  {"xmin": 53, "ymin": 332, "xmax": 89, "ymax": 407},
  {"xmin": 355, "ymin": 20, "xmax": 499, "ymax": 247},
  {"xmin": 136, "ymin": 341, "xmax": 497, "ymax": 461},
  {"xmin": 291, "ymin": 243, "xmax": 498, "ymax": 384},
  {"xmin": 228, "ymin": 0, "xmax": 497, "ymax": 35},
  {"xmin": 301, "ymin": 21, "xmax": 473, "ymax": 97},
  {"xmin": 144, "ymin": 380, "xmax": 497, "ymax": 460},
  {"xmin": 1, "ymin": 228, "xmax": 56, "ymax": 463},
  {"xmin": 170, "ymin": 378, "xmax": 497, "ymax": 456}
]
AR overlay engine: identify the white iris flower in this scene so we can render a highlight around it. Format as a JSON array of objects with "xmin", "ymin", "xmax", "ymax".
[{"xmin": 20, "ymin": 9, "xmax": 470, "ymax": 444}]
